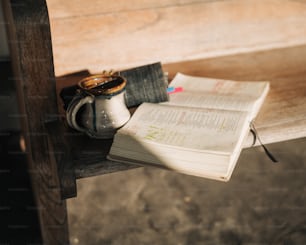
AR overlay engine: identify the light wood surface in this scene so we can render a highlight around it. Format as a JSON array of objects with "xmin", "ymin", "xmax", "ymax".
[{"xmin": 47, "ymin": 0, "xmax": 306, "ymax": 76}]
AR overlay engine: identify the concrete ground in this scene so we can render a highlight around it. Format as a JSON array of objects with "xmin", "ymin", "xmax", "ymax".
[{"xmin": 68, "ymin": 137, "xmax": 306, "ymax": 245}]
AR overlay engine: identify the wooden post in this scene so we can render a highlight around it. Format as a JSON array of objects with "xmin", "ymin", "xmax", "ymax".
[{"xmin": 3, "ymin": 0, "xmax": 70, "ymax": 243}]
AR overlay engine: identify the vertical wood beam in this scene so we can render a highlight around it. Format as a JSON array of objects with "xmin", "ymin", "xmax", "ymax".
[{"xmin": 2, "ymin": 0, "xmax": 69, "ymax": 243}]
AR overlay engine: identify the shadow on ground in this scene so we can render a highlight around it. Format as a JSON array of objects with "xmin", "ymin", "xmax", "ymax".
[{"xmin": 68, "ymin": 138, "xmax": 306, "ymax": 245}]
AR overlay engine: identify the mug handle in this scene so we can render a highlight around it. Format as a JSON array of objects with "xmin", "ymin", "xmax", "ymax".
[{"xmin": 66, "ymin": 93, "xmax": 94, "ymax": 133}]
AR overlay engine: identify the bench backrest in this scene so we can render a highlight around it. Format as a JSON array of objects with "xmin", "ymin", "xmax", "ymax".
[{"xmin": 47, "ymin": 0, "xmax": 306, "ymax": 77}]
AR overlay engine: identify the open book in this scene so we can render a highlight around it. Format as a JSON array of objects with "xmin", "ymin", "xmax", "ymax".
[{"xmin": 108, "ymin": 73, "xmax": 270, "ymax": 181}]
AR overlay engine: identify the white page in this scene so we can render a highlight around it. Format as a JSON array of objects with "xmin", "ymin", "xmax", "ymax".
[
  {"xmin": 166, "ymin": 92, "xmax": 255, "ymax": 111},
  {"xmin": 119, "ymin": 103, "xmax": 249, "ymax": 154},
  {"xmin": 166, "ymin": 73, "xmax": 269, "ymax": 112}
]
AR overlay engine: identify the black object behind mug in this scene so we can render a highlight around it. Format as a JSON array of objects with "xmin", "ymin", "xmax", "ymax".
[
  {"xmin": 60, "ymin": 62, "xmax": 169, "ymax": 111},
  {"xmin": 120, "ymin": 62, "xmax": 169, "ymax": 108}
]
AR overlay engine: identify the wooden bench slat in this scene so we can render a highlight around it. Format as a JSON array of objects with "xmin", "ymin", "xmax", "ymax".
[
  {"xmin": 3, "ymin": 0, "xmax": 70, "ymax": 241},
  {"xmin": 46, "ymin": 0, "xmax": 205, "ymax": 19},
  {"xmin": 48, "ymin": 0, "xmax": 306, "ymax": 76}
]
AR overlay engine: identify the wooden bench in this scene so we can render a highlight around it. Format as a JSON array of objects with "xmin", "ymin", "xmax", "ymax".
[{"xmin": 4, "ymin": 0, "xmax": 306, "ymax": 243}]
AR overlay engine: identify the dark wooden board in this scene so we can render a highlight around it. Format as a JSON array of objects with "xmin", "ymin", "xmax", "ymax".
[{"xmin": 3, "ymin": 0, "xmax": 69, "ymax": 243}]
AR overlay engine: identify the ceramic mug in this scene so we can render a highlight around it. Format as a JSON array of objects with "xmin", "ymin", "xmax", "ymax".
[{"xmin": 66, "ymin": 73, "xmax": 131, "ymax": 138}]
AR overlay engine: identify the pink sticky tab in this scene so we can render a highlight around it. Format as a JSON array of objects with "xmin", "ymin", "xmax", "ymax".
[{"xmin": 167, "ymin": 87, "xmax": 183, "ymax": 94}]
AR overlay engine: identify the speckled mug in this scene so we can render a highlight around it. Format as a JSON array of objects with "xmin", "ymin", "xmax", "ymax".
[{"xmin": 66, "ymin": 74, "xmax": 131, "ymax": 138}]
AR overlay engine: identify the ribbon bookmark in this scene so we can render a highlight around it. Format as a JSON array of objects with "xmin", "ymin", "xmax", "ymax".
[{"xmin": 249, "ymin": 121, "xmax": 278, "ymax": 163}]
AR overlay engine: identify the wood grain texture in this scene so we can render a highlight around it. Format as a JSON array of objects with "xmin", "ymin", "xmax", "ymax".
[
  {"xmin": 3, "ymin": 0, "xmax": 69, "ymax": 243},
  {"xmin": 47, "ymin": 0, "xmax": 306, "ymax": 76},
  {"xmin": 46, "ymin": 120, "xmax": 77, "ymax": 199},
  {"xmin": 46, "ymin": 118, "xmax": 138, "ymax": 180},
  {"xmin": 46, "ymin": 0, "xmax": 208, "ymax": 19}
]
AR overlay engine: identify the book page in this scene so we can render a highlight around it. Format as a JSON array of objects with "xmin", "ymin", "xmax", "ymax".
[
  {"xmin": 166, "ymin": 92, "xmax": 255, "ymax": 111},
  {"xmin": 120, "ymin": 103, "xmax": 250, "ymax": 154},
  {"xmin": 166, "ymin": 73, "xmax": 269, "ymax": 112}
]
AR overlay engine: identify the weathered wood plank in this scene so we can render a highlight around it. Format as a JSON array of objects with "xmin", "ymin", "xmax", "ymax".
[
  {"xmin": 46, "ymin": 0, "xmax": 207, "ymax": 19},
  {"xmin": 46, "ymin": 120, "xmax": 77, "ymax": 199},
  {"xmin": 3, "ymin": 0, "xmax": 69, "ymax": 243},
  {"xmin": 47, "ymin": 0, "xmax": 306, "ymax": 76}
]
